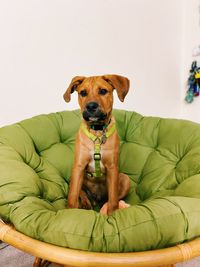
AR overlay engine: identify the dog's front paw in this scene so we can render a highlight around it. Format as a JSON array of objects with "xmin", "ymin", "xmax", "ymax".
[
  {"xmin": 100, "ymin": 200, "xmax": 130, "ymax": 215},
  {"xmin": 67, "ymin": 202, "xmax": 79, "ymax": 209},
  {"xmin": 118, "ymin": 200, "xmax": 130, "ymax": 209},
  {"xmin": 100, "ymin": 202, "xmax": 108, "ymax": 215}
]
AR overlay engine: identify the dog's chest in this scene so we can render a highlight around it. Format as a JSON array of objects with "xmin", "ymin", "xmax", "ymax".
[
  {"xmin": 79, "ymin": 121, "xmax": 117, "ymax": 177},
  {"xmin": 87, "ymin": 148, "xmax": 106, "ymax": 174}
]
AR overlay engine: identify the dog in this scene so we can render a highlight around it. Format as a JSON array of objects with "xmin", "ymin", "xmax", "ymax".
[{"xmin": 63, "ymin": 75, "xmax": 131, "ymax": 215}]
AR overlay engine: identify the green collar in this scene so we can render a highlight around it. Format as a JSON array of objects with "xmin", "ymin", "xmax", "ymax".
[
  {"xmin": 81, "ymin": 122, "xmax": 116, "ymax": 143},
  {"xmin": 81, "ymin": 121, "xmax": 116, "ymax": 178},
  {"xmin": 89, "ymin": 120, "xmax": 111, "ymax": 131}
]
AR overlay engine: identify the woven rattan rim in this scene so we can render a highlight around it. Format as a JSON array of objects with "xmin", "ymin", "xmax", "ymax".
[{"xmin": 0, "ymin": 220, "xmax": 200, "ymax": 267}]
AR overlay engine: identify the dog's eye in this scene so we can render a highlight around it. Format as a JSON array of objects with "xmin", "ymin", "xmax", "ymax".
[
  {"xmin": 80, "ymin": 90, "xmax": 87, "ymax": 97},
  {"xmin": 99, "ymin": 89, "xmax": 108, "ymax": 95}
]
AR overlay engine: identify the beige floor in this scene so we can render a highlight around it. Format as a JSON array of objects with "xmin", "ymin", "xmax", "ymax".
[{"xmin": 0, "ymin": 243, "xmax": 200, "ymax": 267}]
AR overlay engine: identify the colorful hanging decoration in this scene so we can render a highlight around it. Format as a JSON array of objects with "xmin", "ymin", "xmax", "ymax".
[{"xmin": 185, "ymin": 61, "xmax": 200, "ymax": 103}]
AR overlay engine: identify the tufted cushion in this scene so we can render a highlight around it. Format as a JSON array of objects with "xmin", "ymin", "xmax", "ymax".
[{"xmin": 1, "ymin": 109, "xmax": 200, "ymax": 252}]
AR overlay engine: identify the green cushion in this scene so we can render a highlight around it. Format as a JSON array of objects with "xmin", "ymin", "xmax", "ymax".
[{"xmin": 1, "ymin": 109, "xmax": 200, "ymax": 252}]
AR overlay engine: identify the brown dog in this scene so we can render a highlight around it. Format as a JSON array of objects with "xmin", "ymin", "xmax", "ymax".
[{"xmin": 63, "ymin": 75, "xmax": 131, "ymax": 215}]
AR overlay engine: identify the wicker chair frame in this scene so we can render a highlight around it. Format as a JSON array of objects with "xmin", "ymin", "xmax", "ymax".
[{"xmin": 1, "ymin": 220, "xmax": 200, "ymax": 267}]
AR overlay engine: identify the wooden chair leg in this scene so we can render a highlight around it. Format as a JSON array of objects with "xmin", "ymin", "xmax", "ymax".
[
  {"xmin": 33, "ymin": 257, "xmax": 51, "ymax": 267},
  {"xmin": 33, "ymin": 258, "xmax": 42, "ymax": 267}
]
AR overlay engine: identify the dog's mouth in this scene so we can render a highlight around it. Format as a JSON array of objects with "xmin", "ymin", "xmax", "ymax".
[
  {"xmin": 82, "ymin": 110, "xmax": 107, "ymax": 128},
  {"xmin": 88, "ymin": 117, "xmax": 99, "ymax": 122}
]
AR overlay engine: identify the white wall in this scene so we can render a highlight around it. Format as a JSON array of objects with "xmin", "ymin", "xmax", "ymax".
[
  {"xmin": 180, "ymin": 0, "xmax": 200, "ymax": 123},
  {"xmin": 0, "ymin": 0, "xmax": 185, "ymax": 126}
]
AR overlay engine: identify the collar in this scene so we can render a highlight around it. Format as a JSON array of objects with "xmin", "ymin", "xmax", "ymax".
[
  {"xmin": 89, "ymin": 120, "xmax": 111, "ymax": 131},
  {"xmin": 81, "ymin": 121, "xmax": 116, "ymax": 144}
]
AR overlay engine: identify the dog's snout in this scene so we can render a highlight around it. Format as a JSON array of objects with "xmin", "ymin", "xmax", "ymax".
[{"xmin": 86, "ymin": 102, "xmax": 99, "ymax": 113}]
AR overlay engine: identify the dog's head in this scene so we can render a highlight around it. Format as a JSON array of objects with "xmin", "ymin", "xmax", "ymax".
[{"xmin": 63, "ymin": 75, "xmax": 130, "ymax": 128}]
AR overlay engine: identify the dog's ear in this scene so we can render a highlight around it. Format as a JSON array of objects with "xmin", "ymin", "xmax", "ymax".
[
  {"xmin": 103, "ymin": 75, "xmax": 130, "ymax": 102},
  {"xmin": 63, "ymin": 76, "xmax": 86, "ymax": 102}
]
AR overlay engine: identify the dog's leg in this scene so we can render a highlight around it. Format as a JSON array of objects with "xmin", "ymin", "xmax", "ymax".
[
  {"xmin": 68, "ymin": 165, "xmax": 84, "ymax": 208},
  {"xmin": 118, "ymin": 173, "xmax": 131, "ymax": 199},
  {"xmin": 67, "ymin": 134, "xmax": 90, "ymax": 209},
  {"xmin": 100, "ymin": 173, "xmax": 130, "ymax": 215},
  {"xmin": 106, "ymin": 167, "xmax": 119, "ymax": 215}
]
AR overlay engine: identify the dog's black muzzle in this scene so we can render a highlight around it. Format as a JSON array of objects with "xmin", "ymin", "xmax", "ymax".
[{"xmin": 82, "ymin": 102, "xmax": 107, "ymax": 126}]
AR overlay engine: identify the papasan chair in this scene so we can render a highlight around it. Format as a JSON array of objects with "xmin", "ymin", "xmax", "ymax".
[{"xmin": 1, "ymin": 109, "xmax": 200, "ymax": 267}]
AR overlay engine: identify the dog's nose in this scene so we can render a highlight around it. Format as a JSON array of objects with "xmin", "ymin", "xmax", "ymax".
[{"xmin": 86, "ymin": 102, "xmax": 99, "ymax": 113}]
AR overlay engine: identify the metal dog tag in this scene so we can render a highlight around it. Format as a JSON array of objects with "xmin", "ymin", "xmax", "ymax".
[{"xmin": 101, "ymin": 133, "xmax": 107, "ymax": 144}]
